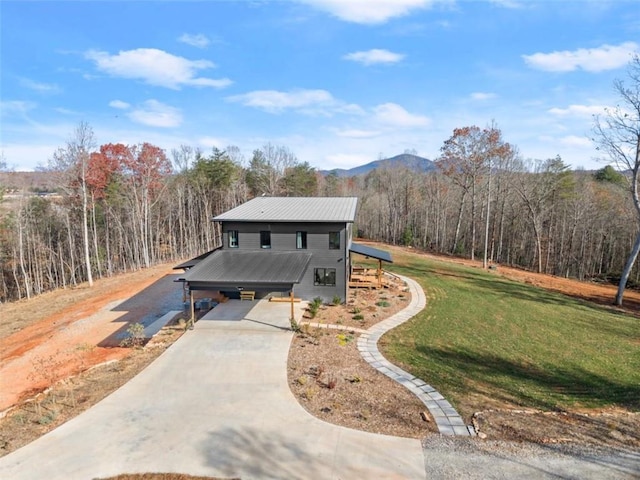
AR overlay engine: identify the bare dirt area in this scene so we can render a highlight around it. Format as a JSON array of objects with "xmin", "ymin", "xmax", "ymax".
[{"xmin": 288, "ymin": 278, "xmax": 437, "ymax": 439}]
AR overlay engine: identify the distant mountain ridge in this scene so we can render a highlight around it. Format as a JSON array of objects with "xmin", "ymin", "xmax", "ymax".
[{"xmin": 320, "ymin": 153, "xmax": 435, "ymax": 177}]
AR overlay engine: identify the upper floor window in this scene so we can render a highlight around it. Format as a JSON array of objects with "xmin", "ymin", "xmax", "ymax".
[
  {"xmin": 260, "ymin": 230, "xmax": 271, "ymax": 249},
  {"xmin": 296, "ymin": 231, "xmax": 307, "ymax": 249},
  {"xmin": 329, "ymin": 231, "xmax": 340, "ymax": 250},
  {"xmin": 228, "ymin": 230, "xmax": 239, "ymax": 248}
]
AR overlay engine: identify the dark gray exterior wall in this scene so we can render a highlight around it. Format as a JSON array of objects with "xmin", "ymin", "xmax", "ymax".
[{"xmin": 221, "ymin": 221, "xmax": 350, "ymax": 301}]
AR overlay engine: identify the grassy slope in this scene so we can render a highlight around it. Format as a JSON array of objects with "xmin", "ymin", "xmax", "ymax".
[{"xmin": 380, "ymin": 251, "xmax": 640, "ymax": 416}]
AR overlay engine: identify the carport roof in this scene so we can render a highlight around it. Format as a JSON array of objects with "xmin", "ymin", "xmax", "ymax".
[
  {"xmin": 350, "ymin": 242, "xmax": 393, "ymax": 263},
  {"xmin": 173, "ymin": 248, "xmax": 220, "ymax": 270},
  {"xmin": 178, "ymin": 250, "xmax": 312, "ymax": 286}
]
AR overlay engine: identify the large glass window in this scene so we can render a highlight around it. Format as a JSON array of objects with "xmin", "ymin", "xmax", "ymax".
[
  {"xmin": 314, "ymin": 268, "xmax": 336, "ymax": 286},
  {"xmin": 228, "ymin": 230, "xmax": 239, "ymax": 248},
  {"xmin": 329, "ymin": 231, "xmax": 340, "ymax": 250},
  {"xmin": 260, "ymin": 230, "xmax": 271, "ymax": 249},
  {"xmin": 296, "ymin": 231, "xmax": 307, "ymax": 249}
]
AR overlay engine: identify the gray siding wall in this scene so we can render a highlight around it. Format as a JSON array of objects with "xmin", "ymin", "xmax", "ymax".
[{"xmin": 221, "ymin": 221, "xmax": 349, "ymax": 301}]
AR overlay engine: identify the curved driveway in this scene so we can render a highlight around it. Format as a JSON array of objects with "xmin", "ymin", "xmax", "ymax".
[{"xmin": 0, "ymin": 300, "xmax": 426, "ymax": 480}]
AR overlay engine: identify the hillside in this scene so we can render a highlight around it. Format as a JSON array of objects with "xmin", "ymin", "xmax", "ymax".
[{"xmin": 320, "ymin": 153, "xmax": 436, "ymax": 177}]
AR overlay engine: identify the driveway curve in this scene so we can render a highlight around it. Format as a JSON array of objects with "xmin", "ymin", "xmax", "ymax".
[{"xmin": 0, "ymin": 300, "xmax": 426, "ymax": 480}]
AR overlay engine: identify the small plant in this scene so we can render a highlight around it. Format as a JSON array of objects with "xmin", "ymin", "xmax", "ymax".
[
  {"xmin": 296, "ymin": 376, "xmax": 308, "ymax": 386},
  {"xmin": 352, "ymin": 306, "xmax": 361, "ymax": 314},
  {"xmin": 37, "ymin": 410, "xmax": 57, "ymax": 425},
  {"xmin": 302, "ymin": 387, "xmax": 316, "ymax": 400},
  {"xmin": 352, "ymin": 314, "xmax": 364, "ymax": 321},
  {"xmin": 120, "ymin": 322, "xmax": 146, "ymax": 347},
  {"xmin": 336, "ymin": 333, "xmax": 354, "ymax": 346},
  {"xmin": 347, "ymin": 374, "xmax": 362, "ymax": 384},
  {"xmin": 326, "ymin": 374, "xmax": 337, "ymax": 389},
  {"xmin": 290, "ymin": 317, "xmax": 301, "ymax": 332},
  {"xmin": 307, "ymin": 297, "xmax": 323, "ymax": 319},
  {"xmin": 359, "ymin": 409, "xmax": 371, "ymax": 421},
  {"xmin": 376, "ymin": 300, "xmax": 390, "ymax": 307},
  {"xmin": 331, "ymin": 295, "xmax": 342, "ymax": 305}
]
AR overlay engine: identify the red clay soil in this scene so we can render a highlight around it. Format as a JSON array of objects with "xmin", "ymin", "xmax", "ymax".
[{"xmin": 0, "ymin": 265, "xmax": 180, "ymax": 413}]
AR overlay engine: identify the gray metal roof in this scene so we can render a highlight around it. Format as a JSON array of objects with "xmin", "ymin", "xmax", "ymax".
[
  {"xmin": 213, "ymin": 197, "xmax": 358, "ymax": 223},
  {"xmin": 350, "ymin": 242, "xmax": 393, "ymax": 263},
  {"xmin": 172, "ymin": 248, "xmax": 220, "ymax": 270},
  {"xmin": 180, "ymin": 250, "xmax": 312, "ymax": 285}
]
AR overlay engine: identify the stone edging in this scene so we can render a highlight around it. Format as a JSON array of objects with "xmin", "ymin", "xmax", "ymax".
[{"xmin": 356, "ymin": 274, "xmax": 476, "ymax": 436}]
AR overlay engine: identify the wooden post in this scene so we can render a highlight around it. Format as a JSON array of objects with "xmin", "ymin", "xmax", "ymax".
[
  {"xmin": 290, "ymin": 289, "xmax": 295, "ymax": 322},
  {"xmin": 189, "ymin": 289, "xmax": 195, "ymax": 329},
  {"xmin": 377, "ymin": 259, "xmax": 382, "ymax": 288}
]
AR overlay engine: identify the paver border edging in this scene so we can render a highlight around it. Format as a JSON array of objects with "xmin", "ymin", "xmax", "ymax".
[{"xmin": 356, "ymin": 274, "xmax": 476, "ymax": 436}]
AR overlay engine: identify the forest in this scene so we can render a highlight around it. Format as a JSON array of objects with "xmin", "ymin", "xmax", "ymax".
[{"xmin": 0, "ymin": 122, "xmax": 633, "ymax": 304}]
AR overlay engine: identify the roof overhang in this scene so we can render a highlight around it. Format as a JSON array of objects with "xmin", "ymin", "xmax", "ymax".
[
  {"xmin": 173, "ymin": 247, "xmax": 221, "ymax": 270},
  {"xmin": 350, "ymin": 242, "xmax": 393, "ymax": 263},
  {"xmin": 178, "ymin": 250, "xmax": 312, "ymax": 291}
]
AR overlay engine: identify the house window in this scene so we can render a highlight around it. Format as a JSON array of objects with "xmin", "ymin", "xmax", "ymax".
[
  {"xmin": 260, "ymin": 230, "xmax": 271, "ymax": 249},
  {"xmin": 329, "ymin": 231, "xmax": 340, "ymax": 250},
  {"xmin": 228, "ymin": 230, "xmax": 239, "ymax": 248},
  {"xmin": 314, "ymin": 268, "xmax": 336, "ymax": 286},
  {"xmin": 296, "ymin": 231, "xmax": 307, "ymax": 249}
]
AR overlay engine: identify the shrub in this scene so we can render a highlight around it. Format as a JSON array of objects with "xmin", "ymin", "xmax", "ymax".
[
  {"xmin": 352, "ymin": 314, "xmax": 364, "ymax": 321},
  {"xmin": 376, "ymin": 300, "xmax": 390, "ymax": 307},
  {"xmin": 119, "ymin": 322, "xmax": 146, "ymax": 347},
  {"xmin": 331, "ymin": 295, "xmax": 342, "ymax": 305}
]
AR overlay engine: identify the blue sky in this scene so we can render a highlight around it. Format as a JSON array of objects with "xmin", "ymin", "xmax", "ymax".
[{"xmin": 1, "ymin": 0, "xmax": 639, "ymax": 172}]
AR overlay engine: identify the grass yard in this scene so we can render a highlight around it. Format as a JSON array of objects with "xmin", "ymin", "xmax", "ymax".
[{"xmin": 380, "ymin": 251, "xmax": 640, "ymax": 417}]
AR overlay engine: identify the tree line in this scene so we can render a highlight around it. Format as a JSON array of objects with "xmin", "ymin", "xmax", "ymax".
[{"xmin": 1, "ymin": 57, "xmax": 638, "ymax": 305}]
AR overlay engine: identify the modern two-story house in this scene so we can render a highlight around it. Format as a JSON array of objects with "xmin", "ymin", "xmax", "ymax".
[{"xmin": 178, "ymin": 196, "xmax": 362, "ymax": 304}]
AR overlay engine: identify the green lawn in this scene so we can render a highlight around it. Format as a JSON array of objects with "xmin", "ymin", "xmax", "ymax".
[{"xmin": 380, "ymin": 252, "xmax": 640, "ymax": 416}]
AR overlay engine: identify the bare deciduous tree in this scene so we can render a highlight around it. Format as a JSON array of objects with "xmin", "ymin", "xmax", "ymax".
[{"xmin": 593, "ymin": 55, "xmax": 640, "ymax": 305}]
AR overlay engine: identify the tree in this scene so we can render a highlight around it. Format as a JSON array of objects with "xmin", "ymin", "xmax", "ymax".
[
  {"xmin": 280, "ymin": 162, "xmax": 318, "ymax": 196},
  {"xmin": 593, "ymin": 55, "xmax": 640, "ymax": 305},
  {"xmin": 49, "ymin": 122, "xmax": 96, "ymax": 287},
  {"xmin": 513, "ymin": 156, "xmax": 574, "ymax": 274}
]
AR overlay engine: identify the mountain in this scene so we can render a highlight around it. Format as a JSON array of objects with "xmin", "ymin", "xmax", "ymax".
[{"xmin": 320, "ymin": 153, "xmax": 436, "ymax": 178}]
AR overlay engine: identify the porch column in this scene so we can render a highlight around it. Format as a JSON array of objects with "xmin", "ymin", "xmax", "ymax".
[
  {"xmin": 189, "ymin": 289, "xmax": 195, "ymax": 329},
  {"xmin": 290, "ymin": 288, "xmax": 295, "ymax": 323}
]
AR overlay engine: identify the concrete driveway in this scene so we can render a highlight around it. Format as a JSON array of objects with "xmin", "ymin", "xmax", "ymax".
[{"xmin": 0, "ymin": 300, "xmax": 426, "ymax": 480}]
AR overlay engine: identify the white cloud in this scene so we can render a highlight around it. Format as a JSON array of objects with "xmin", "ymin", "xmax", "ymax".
[
  {"xmin": 300, "ymin": 0, "xmax": 432, "ymax": 24},
  {"xmin": 470, "ymin": 92, "xmax": 497, "ymax": 101},
  {"xmin": 55, "ymin": 107, "xmax": 80, "ymax": 115},
  {"xmin": 373, "ymin": 102, "xmax": 430, "ymax": 127},
  {"xmin": 0, "ymin": 101, "xmax": 36, "ymax": 116},
  {"xmin": 109, "ymin": 100, "xmax": 131, "ymax": 110},
  {"xmin": 523, "ymin": 41, "xmax": 639, "ymax": 72},
  {"xmin": 226, "ymin": 88, "xmax": 364, "ymax": 116},
  {"xmin": 19, "ymin": 78, "xmax": 61, "ymax": 94},
  {"xmin": 548, "ymin": 104, "xmax": 607, "ymax": 117},
  {"xmin": 559, "ymin": 135, "xmax": 593, "ymax": 148},
  {"xmin": 343, "ymin": 49, "xmax": 405, "ymax": 66},
  {"xmin": 178, "ymin": 33, "xmax": 210, "ymax": 48},
  {"xmin": 85, "ymin": 48, "xmax": 232, "ymax": 89},
  {"xmin": 127, "ymin": 100, "xmax": 183, "ymax": 128}
]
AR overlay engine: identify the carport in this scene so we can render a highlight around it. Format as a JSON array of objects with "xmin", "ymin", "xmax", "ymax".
[
  {"xmin": 349, "ymin": 242, "xmax": 393, "ymax": 288},
  {"xmin": 176, "ymin": 250, "xmax": 312, "ymax": 323}
]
